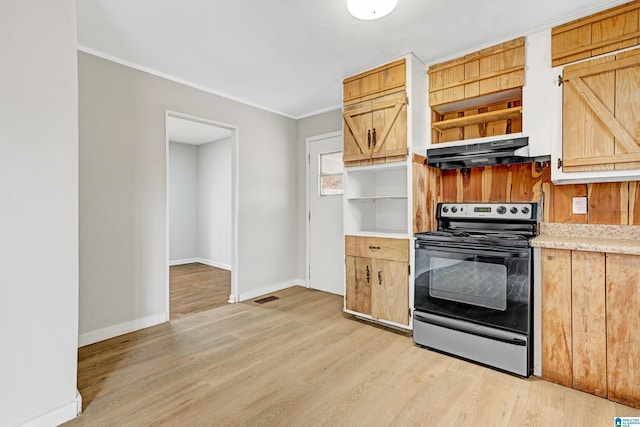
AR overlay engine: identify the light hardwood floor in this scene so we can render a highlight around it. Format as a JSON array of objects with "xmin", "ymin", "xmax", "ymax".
[
  {"xmin": 170, "ymin": 263, "xmax": 231, "ymax": 319},
  {"xmin": 65, "ymin": 286, "xmax": 640, "ymax": 426}
]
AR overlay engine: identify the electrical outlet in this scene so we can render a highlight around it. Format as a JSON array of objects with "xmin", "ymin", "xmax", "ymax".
[{"xmin": 572, "ymin": 197, "xmax": 588, "ymax": 214}]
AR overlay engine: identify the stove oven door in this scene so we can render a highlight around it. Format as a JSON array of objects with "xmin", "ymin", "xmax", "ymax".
[{"xmin": 414, "ymin": 241, "xmax": 531, "ymax": 334}]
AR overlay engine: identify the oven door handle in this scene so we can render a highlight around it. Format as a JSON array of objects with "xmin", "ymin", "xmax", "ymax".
[
  {"xmin": 416, "ymin": 242, "xmax": 528, "ymax": 258},
  {"xmin": 413, "ymin": 311, "xmax": 527, "ymax": 346}
]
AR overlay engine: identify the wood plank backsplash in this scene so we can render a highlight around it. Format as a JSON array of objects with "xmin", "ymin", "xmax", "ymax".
[{"xmin": 428, "ymin": 162, "xmax": 640, "ymax": 225}]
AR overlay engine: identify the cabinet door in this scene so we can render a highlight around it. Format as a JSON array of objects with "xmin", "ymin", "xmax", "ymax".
[
  {"xmin": 562, "ymin": 47, "xmax": 640, "ymax": 172},
  {"xmin": 370, "ymin": 92, "xmax": 407, "ymax": 162},
  {"xmin": 345, "ymin": 256, "xmax": 372, "ymax": 316},
  {"xmin": 571, "ymin": 251, "xmax": 607, "ymax": 397},
  {"xmin": 343, "ymin": 102, "xmax": 373, "ymax": 165},
  {"xmin": 371, "ymin": 259, "xmax": 408, "ymax": 325},
  {"xmin": 541, "ymin": 248, "xmax": 573, "ymax": 388},
  {"xmin": 606, "ymin": 253, "xmax": 640, "ymax": 408}
]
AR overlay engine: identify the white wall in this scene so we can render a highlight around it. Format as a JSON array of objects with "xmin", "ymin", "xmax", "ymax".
[
  {"xmin": 78, "ymin": 52, "xmax": 300, "ymax": 343},
  {"xmin": 169, "ymin": 141, "xmax": 199, "ymax": 261},
  {"xmin": 169, "ymin": 142, "xmax": 198, "ymax": 261},
  {"xmin": 198, "ymin": 137, "xmax": 232, "ymax": 268},
  {"xmin": 0, "ymin": 1, "xmax": 80, "ymax": 426},
  {"xmin": 168, "ymin": 138, "xmax": 232, "ymax": 269}
]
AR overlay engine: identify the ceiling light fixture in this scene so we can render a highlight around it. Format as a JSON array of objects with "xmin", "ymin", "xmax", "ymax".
[{"xmin": 347, "ymin": 0, "xmax": 398, "ymax": 20}]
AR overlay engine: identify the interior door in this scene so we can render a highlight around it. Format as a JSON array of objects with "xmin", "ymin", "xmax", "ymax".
[{"xmin": 308, "ymin": 134, "xmax": 344, "ymax": 295}]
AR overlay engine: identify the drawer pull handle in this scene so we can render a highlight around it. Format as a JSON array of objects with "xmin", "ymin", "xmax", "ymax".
[
  {"xmin": 366, "ymin": 265, "xmax": 370, "ymax": 283},
  {"xmin": 378, "ymin": 270, "xmax": 382, "ymax": 285},
  {"xmin": 368, "ymin": 245, "xmax": 381, "ymax": 250},
  {"xmin": 367, "ymin": 130, "xmax": 371, "ymax": 148}
]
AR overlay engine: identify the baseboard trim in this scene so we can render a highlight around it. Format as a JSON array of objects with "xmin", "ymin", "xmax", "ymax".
[
  {"xmin": 195, "ymin": 258, "xmax": 231, "ymax": 270},
  {"xmin": 20, "ymin": 392, "xmax": 82, "ymax": 427},
  {"xmin": 78, "ymin": 313, "xmax": 167, "ymax": 347},
  {"xmin": 168, "ymin": 258, "xmax": 198, "ymax": 266},
  {"xmin": 169, "ymin": 258, "xmax": 231, "ymax": 270},
  {"xmin": 238, "ymin": 279, "xmax": 304, "ymax": 302}
]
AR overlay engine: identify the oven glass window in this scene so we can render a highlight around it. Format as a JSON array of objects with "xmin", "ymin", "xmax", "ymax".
[{"xmin": 428, "ymin": 257, "xmax": 507, "ymax": 311}]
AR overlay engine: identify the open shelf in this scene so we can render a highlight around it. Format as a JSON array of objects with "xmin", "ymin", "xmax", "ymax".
[
  {"xmin": 431, "ymin": 106, "xmax": 522, "ymax": 132},
  {"xmin": 344, "ymin": 162, "xmax": 410, "ymax": 236}
]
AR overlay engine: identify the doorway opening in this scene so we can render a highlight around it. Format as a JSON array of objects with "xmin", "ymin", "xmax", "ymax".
[{"xmin": 166, "ymin": 111, "xmax": 239, "ymax": 319}]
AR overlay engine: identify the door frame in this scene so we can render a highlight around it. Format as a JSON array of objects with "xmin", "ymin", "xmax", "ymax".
[
  {"xmin": 305, "ymin": 130, "xmax": 342, "ymax": 289},
  {"xmin": 165, "ymin": 110, "xmax": 240, "ymax": 320}
]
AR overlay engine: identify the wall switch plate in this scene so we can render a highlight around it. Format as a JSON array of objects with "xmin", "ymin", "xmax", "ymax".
[{"xmin": 572, "ymin": 197, "xmax": 588, "ymax": 214}]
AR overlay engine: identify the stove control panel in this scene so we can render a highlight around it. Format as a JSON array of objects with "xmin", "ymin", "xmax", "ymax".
[{"xmin": 439, "ymin": 203, "xmax": 536, "ymax": 220}]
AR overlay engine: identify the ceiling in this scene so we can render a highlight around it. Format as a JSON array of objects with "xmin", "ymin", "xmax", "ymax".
[
  {"xmin": 167, "ymin": 116, "xmax": 231, "ymax": 145},
  {"xmin": 76, "ymin": 0, "xmax": 629, "ymax": 119}
]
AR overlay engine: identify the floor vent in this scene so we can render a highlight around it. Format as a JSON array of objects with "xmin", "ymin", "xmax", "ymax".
[{"xmin": 254, "ymin": 296, "xmax": 279, "ymax": 304}]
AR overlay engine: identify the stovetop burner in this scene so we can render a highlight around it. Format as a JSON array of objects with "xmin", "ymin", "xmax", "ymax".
[{"xmin": 416, "ymin": 202, "xmax": 538, "ymax": 248}]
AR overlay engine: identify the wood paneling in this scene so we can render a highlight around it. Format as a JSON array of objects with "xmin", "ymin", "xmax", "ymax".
[
  {"xmin": 420, "ymin": 162, "xmax": 640, "ymax": 225},
  {"xmin": 541, "ymin": 248, "xmax": 573, "ymax": 388},
  {"xmin": 571, "ymin": 251, "xmax": 607, "ymax": 397},
  {"xmin": 587, "ymin": 182, "xmax": 628, "ymax": 224},
  {"xmin": 485, "ymin": 164, "xmax": 512, "ymax": 202},
  {"xmin": 631, "ymin": 181, "xmax": 640, "ymax": 225},
  {"xmin": 606, "ymin": 253, "xmax": 640, "ymax": 408},
  {"xmin": 550, "ymin": 184, "xmax": 588, "ymax": 223},
  {"xmin": 511, "ymin": 163, "xmax": 544, "ymax": 202},
  {"xmin": 413, "ymin": 154, "xmax": 437, "ymax": 233},
  {"xmin": 461, "ymin": 167, "xmax": 484, "ymax": 202},
  {"xmin": 434, "ymin": 162, "xmax": 551, "ymax": 220},
  {"xmin": 551, "ymin": 1, "xmax": 640, "ymax": 66}
]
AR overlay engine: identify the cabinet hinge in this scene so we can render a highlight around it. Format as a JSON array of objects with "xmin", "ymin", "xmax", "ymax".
[
  {"xmin": 308, "ymin": 211, "xmax": 311, "ymax": 221},
  {"xmin": 557, "ymin": 158, "xmax": 563, "ymax": 169},
  {"xmin": 308, "ymin": 154, "xmax": 311, "ymax": 164},
  {"xmin": 557, "ymin": 75, "xmax": 564, "ymax": 86}
]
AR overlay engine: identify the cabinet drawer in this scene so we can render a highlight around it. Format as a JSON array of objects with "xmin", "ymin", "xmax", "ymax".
[{"xmin": 345, "ymin": 235, "xmax": 409, "ymax": 262}]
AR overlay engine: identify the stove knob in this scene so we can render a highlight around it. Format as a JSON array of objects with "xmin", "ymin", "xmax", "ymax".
[
  {"xmin": 510, "ymin": 207, "xmax": 518, "ymax": 214},
  {"xmin": 442, "ymin": 206, "xmax": 449, "ymax": 213},
  {"xmin": 521, "ymin": 206, "xmax": 530, "ymax": 215},
  {"xmin": 451, "ymin": 206, "xmax": 458, "ymax": 213},
  {"xmin": 497, "ymin": 206, "xmax": 507, "ymax": 215}
]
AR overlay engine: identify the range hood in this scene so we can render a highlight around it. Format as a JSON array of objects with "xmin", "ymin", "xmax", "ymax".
[{"xmin": 426, "ymin": 137, "xmax": 544, "ymax": 170}]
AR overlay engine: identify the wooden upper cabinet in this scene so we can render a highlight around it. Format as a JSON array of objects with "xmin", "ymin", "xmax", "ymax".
[
  {"xmin": 428, "ymin": 37, "xmax": 525, "ymax": 107},
  {"xmin": 561, "ymin": 47, "xmax": 640, "ymax": 172},
  {"xmin": 343, "ymin": 91, "xmax": 407, "ymax": 166},
  {"xmin": 428, "ymin": 38, "xmax": 525, "ymax": 144},
  {"xmin": 551, "ymin": 0, "xmax": 640, "ymax": 67},
  {"xmin": 343, "ymin": 59, "xmax": 406, "ymax": 106}
]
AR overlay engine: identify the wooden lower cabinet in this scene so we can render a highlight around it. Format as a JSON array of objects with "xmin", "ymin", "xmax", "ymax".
[
  {"xmin": 541, "ymin": 248, "xmax": 640, "ymax": 408},
  {"xmin": 344, "ymin": 236, "xmax": 409, "ymax": 326},
  {"xmin": 606, "ymin": 253, "xmax": 640, "ymax": 408}
]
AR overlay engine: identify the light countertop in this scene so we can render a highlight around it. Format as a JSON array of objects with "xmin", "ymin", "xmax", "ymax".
[{"xmin": 531, "ymin": 223, "xmax": 640, "ymax": 255}]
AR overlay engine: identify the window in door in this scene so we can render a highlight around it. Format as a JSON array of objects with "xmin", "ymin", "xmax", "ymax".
[{"xmin": 319, "ymin": 151, "xmax": 343, "ymax": 196}]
